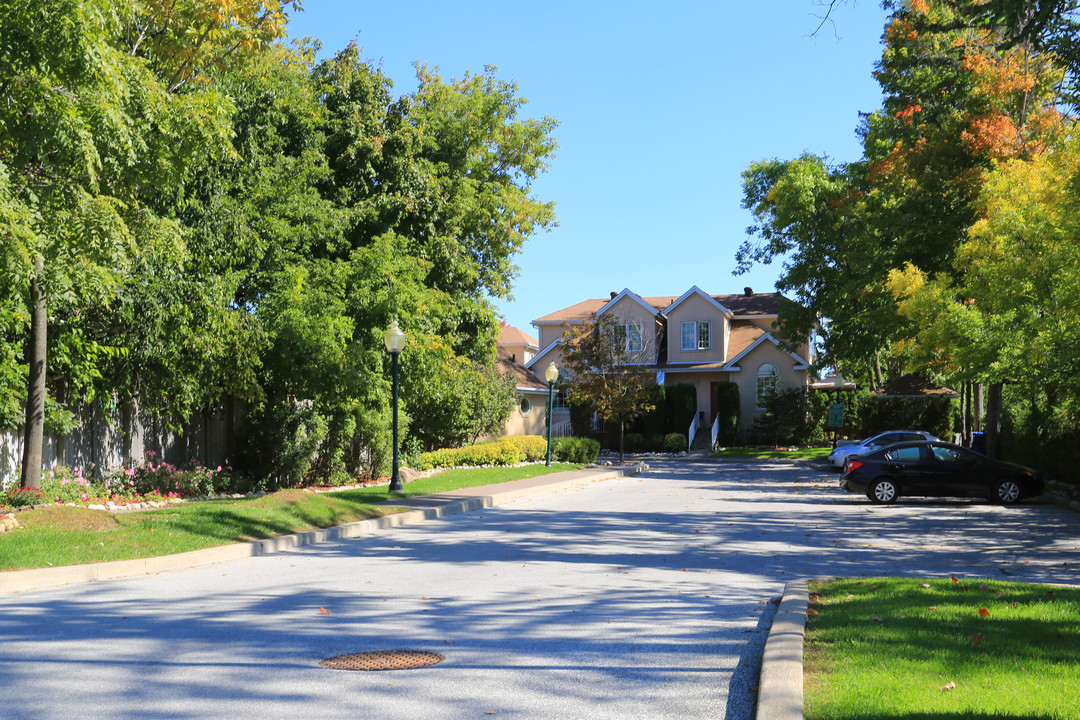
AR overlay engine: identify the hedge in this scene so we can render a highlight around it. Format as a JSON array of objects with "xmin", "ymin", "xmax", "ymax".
[{"xmin": 418, "ymin": 435, "xmax": 548, "ymax": 470}]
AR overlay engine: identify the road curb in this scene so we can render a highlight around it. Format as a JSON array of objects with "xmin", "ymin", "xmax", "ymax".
[
  {"xmin": 1, "ymin": 465, "xmax": 644, "ymax": 594},
  {"xmin": 756, "ymin": 578, "xmax": 808, "ymax": 720}
]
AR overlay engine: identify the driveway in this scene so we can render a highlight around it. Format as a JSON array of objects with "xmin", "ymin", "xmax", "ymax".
[{"xmin": 1, "ymin": 459, "xmax": 1077, "ymax": 719}]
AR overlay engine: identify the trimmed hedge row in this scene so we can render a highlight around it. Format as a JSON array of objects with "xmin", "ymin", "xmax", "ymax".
[{"xmin": 417, "ymin": 435, "xmax": 600, "ymax": 470}]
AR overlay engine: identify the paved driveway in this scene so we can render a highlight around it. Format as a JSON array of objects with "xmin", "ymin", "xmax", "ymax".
[{"xmin": 2, "ymin": 459, "xmax": 1077, "ymax": 719}]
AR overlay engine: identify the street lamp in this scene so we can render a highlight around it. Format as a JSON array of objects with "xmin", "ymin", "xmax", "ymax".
[
  {"xmin": 384, "ymin": 320, "xmax": 406, "ymax": 494},
  {"xmin": 544, "ymin": 361, "xmax": 559, "ymax": 466}
]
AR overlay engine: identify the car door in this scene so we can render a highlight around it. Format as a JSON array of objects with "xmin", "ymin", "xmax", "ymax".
[
  {"xmin": 923, "ymin": 444, "xmax": 984, "ymax": 497},
  {"xmin": 882, "ymin": 445, "xmax": 932, "ymax": 495}
]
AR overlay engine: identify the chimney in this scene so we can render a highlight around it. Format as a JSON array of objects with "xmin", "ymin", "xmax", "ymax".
[{"xmin": 744, "ymin": 287, "xmax": 753, "ymax": 296}]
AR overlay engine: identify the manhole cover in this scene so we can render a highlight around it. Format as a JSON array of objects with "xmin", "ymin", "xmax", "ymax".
[{"xmin": 320, "ymin": 650, "xmax": 445, "ymax": 671}]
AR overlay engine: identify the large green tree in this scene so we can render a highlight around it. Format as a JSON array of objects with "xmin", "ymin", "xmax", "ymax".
[{"xmin": 0, "ymin": 0, "xmax": 295, "ymax": 487}]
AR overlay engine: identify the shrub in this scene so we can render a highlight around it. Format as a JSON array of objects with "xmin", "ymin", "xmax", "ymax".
[
  {"xmin": 715, "ymin": 382, "xmax": 740, "ymax": 446},
  {"xmin": 418, "ymin": 436, "xmax": 549, "ymax": 470},
  {"xmin": 623, "ymin": 432, "xmax": 646, "ymax": 453},
  {"xmin": 663, "ymin": 433, "xmax": 687, "ymax": 452},
  {"xmin": 552, "ymin": 436, "xmax": 600, "ymax": 463}
]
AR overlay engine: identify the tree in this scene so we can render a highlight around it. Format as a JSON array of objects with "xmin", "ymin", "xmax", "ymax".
[
  {"xmin": 0, "ymin": 0, "xmax": 287, "ymax": 487},
  {"xmin": 740, "ymin": 0, "xmax": 1066, "ymax": 391},
  {"xmin": 559, "ymin": 313, "xmax": 657, "ymax": 462}
]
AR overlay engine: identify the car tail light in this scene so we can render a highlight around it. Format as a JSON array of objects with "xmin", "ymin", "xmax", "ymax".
[{"xmin": 847, "ymin": 460, "xmax": 863, "ymax": 473}]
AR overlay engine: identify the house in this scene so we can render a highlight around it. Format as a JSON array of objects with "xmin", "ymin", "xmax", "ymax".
[
  {"xmin": 489, "ymin": 324, "xmax": 571, "ymax": 439},
  {"xmin": 526, "ymin": 286, "xmax": 813, "ymax": 444}
]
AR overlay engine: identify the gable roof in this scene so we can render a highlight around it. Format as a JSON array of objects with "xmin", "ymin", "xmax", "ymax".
[
  {"xmin": 723, "ymin": 328, "xmax": 810, "ymax": 371},
  {"xmin": 498, "ymin": 324, "xmax": 538, "ymax": 349},
  {"xmin": 534, "ymin": 290, "xmax": 782, "ymax": 326},
  {"xmin": 872, "ymin": 373, "xmax": 959, "ymax": 398},
  {"xmin": 661, "ymin": 285, "xmax": 733, "ymax": 318},
  {"xmin": 596, "ymin": 288, "xmax": 659, "ymax": 318}
]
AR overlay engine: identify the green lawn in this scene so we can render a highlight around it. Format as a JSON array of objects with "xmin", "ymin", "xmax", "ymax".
[
  {"xmin": 805, "ymin": 577, "xmax": 1080, "ymax": 720},
  {"xmin": 712, "ymin": 446, "xmax": 832, "ymax": 461},
  {"xmin": 0, "ymin": 463, "xmax": 583, "ymax": 571}
]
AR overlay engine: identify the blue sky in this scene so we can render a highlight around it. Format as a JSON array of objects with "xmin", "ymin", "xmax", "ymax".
[{"xmin": 286, "ymin": 1, "xmax": 890, "ymax": 337}]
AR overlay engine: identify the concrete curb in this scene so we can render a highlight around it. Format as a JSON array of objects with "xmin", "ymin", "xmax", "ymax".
[
  {"xmin": 1, "ymin": 465, "xmax": 643, "ymax": 594},
  {"xmin": 756, "ymin": 578, "xmax": 808, "ymax": 720}
]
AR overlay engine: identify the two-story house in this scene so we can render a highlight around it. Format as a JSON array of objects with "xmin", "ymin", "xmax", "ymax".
[{"xmin": 525, "ymin": 286, "xmax": 813, "ymax": 443}]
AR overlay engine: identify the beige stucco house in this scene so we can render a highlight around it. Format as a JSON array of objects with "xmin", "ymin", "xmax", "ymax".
[
  {"xmin": 487, "ymin": 324, "xmax": 571, "ymax": 440},
  {"xmin": 526, "ymin": 286, "xmax": 814, "ymax": 444}
]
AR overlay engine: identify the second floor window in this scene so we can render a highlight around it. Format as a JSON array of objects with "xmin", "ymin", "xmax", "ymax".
[
  {"xmin": 615, "ymin": 322, "xmax": 643, "ymax": 353},
  {"xmin": 681, "ymin": 321, "xmax": 711, "ymax": 350}
]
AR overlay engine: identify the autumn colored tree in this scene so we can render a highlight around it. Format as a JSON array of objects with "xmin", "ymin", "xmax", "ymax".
[{"xmin": 740, "ymin": 0, "xmax": 1067, "ymax": 393}]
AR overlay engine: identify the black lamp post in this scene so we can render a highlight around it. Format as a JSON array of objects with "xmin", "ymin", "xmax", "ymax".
[
  {"xmin": 544, "ymin": 361, "xmax": 559, "ymax": 466},
  {"xmin": 384, "ymin": 320, "xmax": 406, "ymax": 494}
]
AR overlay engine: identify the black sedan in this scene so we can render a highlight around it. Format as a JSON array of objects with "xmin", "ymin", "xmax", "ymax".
[{"xmin": 839, "ymin": 441, "xmax": 1043, "ymax": 505}]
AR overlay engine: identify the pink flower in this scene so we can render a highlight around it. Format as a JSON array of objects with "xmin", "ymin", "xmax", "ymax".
[{"xmin": 80, "ymin": 493, "xmax": 87, "ymax": 501}]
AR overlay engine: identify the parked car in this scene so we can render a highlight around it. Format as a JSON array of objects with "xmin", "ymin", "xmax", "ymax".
[
  {"xmin": 827, "ymin": 430, "xmax": 939, "ymax": 468},
  {"xmin": 839, "ymin": 441, "xmax": 1043, "ymax": 505}
]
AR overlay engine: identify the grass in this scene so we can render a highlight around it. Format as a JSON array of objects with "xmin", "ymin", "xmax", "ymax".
[
  {"xmin": 0, "ymin": 463, "xmax": 583, "ymax": 572},
  {"xmin": 712, "ymin": 446, "xmax": 832, "ymax": 461},
  {"xmin": 804, "ymin": 577, "xmax": 1080, "ymax": 720}
]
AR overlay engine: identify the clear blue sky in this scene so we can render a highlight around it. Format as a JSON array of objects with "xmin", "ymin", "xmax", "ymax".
[{"xmin": 286, "ymin": 1, "xmax": 890, "ymax": 338}]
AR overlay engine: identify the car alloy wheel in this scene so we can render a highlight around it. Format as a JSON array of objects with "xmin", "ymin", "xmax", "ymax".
[
  {"xmin": 869, "ymin": 478, "xmax": 899, "ymax": 504},
  {"xmin": 994, "ymin": 479, "xmax": 1021, "ymax": 505}
]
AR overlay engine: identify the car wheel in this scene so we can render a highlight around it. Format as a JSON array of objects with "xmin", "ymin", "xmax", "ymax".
[
  {"xmin": 993, "ymin": 478, "xmax": 1022, "ymax": 506},
  {"xmin": 868, "ymin": 478, "xmax": 899, "ymax": 504}
]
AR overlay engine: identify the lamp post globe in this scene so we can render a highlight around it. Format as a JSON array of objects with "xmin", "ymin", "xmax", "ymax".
[
  {"xmin": 545, "ymin": 362, "xmax": 559, "ymax": 466},
  {"xmin": 384, "ymin": 321, "xmax": 406, "ymax": 494}
]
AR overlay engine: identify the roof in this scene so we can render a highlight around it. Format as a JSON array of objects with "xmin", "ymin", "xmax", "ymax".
[
  {"xmin": 498, "ymin": 324, "xmax": 538, "ymax": 349},
  {"xmin": 533, "ymin": 291, "xmax": 782, "ymax": 325},
  {"xmin": 497, "ymin": 347, "xmax": 548, "ymax": 391},
  {"xmin": 872, "ymin": 373, "xmax": 959, "ymax": 398}
]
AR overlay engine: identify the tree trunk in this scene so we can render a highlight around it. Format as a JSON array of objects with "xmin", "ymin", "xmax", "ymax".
[
  {"xmin": 974, "ymin": 383, "xmax": 984, "ymax": 432},
  {"xmin": 618, "ymin": 419, "xmax": 625, "ymax": 464},
  {"xmin": 20, "ymin": 267, "xmax": 47, "ymax": 489},
  {"xmin": 984, "ymin": 382, "xmax": 1003, "ymax": 460},
  {"xmin": 960, "ymin": 381, "xmax": 970, "ymax": 445}
]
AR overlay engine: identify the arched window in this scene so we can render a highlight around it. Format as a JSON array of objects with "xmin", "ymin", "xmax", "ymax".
[{"xmin": 756, "ymin": 363, "xmax": 780, "ymax": 407}]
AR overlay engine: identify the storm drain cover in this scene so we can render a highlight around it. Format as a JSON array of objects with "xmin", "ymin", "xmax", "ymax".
[{"xmin": 320, "ymin": 651, "xmax": 445, "ymax": 672}]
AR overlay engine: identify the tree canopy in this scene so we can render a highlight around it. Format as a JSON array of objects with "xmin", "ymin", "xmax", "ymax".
[{"xmin": 1, "ymin": 2, "xmax": 558, "ymax": 487}]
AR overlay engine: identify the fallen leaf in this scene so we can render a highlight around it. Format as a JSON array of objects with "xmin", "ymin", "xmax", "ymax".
[
  {"xmin": 928, "ymin": 606, "xmax": 937, "ymax": 611},
  {"xmin": 940, "ymin": 681, "xmax": 956, "ymax": 691},
  {"xmin": 807, "ymin": 608, "xmax": 819, "ymax": 615},
  {"xmin": 971, "ymin": 633, "xmax": 983, "ymax": 645},
  {"xmin": 1047, "ymin": 591, "xmax": 1056, "ymax": 599},
  {"xmin": 319, "ymin": 607, "xmax": 329, "ymax": 615},
  {"xmin": 951, "ymin": 576, "xmax": 959, "ymax": 584},
  {"xmin": 871, "ymin": 615, "xmax": 883, "ymax": 622},
  {"xmin": 978, "ymin": 608, "xmax": 990, "ymax": 617},
  {"xmin": 920, "ymin": 583, "xmax": 931, "ymax": 589},
  {"xmin": 845, "ymin": 594, "xmax": 855, "ymax": 601}
]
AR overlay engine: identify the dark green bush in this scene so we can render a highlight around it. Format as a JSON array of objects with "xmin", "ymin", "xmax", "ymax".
[
  {"xmin": 715, "ymin": 382, "xmax": 740, "ymax": 446},
  {"xmin": 623, "ymin": 432, "xmax": 646, "ymax": 453},
  {"xmin": 552, "ymin": 436, "xmax": 600, "ymax": 463},
  {"xmin": 663, "ymin": 432, "xmax": 687, "ymax": 452},
  {"xmin": 862, "ymin": 396, "xmax": 955, "ymax": 439}
]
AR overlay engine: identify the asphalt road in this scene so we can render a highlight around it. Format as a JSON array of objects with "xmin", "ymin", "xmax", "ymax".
[{"xmin": 2, "ymin": 459, "xmax": 1078, "ymax": 720}]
